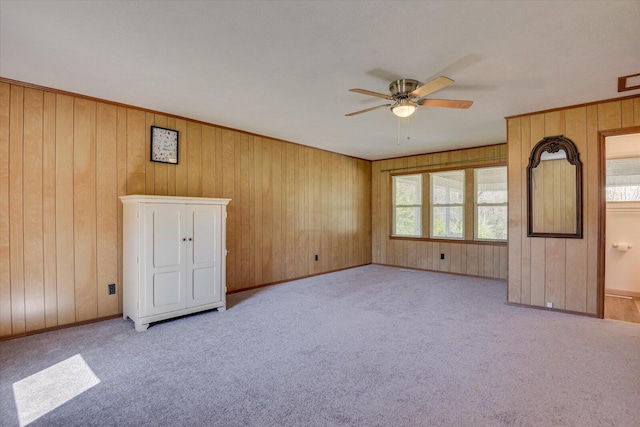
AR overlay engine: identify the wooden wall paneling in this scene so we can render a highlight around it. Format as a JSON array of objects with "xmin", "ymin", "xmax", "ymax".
[
  {"xmin": 330, "ymin": 153, "xmax": 339, "ymax": 269},
  {"xmin": 240, "ymin": 133, "xmax": 251, "ymax": 286},
  {"xmin": 520, "ymin": 116, "xmax": 532, "ymax": 304},
  {"xmin": 284, "ymin": 144, "xmax": 296, "ymax": 279},
  {"xmin": 364, "ymin": 159, "xmax": 372, "ymax": 264},
  {"xmin": 174, "ymin": 119, "xmax": 188, "ymax": 196},
  {"xmin": 96, "ymin": 102, "xmax": 118, "ymax": 317},
  {"xmin": 449, "ymin": 243, "xmax": 461, "ymax": 273},
  {"xmin": 564, "ymin": 107, "xmax": 588, "ymax": 312},
  {"xmin": 621, "ymin": 99, "xmax": 634, "ymax": 128},
  {"xmin": 466, "ymin": 245, "xmax": 478, "ymax": 276},
  {"xmin": 23, "ymin": 88, "xmax": 45, "ymax": 331},
  {"xmin": 0, "ymin": 83, "xmax": 11, "ymax": 335},
  {"xmin": 635, "ymin": 99, "xmax": 640, "ymax": 125},
  {"xmin": 153, "ymin": 115, "xmax": 169, "ymax": 196},
  {"xmin": 261, "ymin": 139, "xmax": 273, "ymax": 282},
  {"xmin": 311, "ymin": 148, "xmax": 322, "ymax": 273},
  {"xmin": 598, "ymin": 101, "xmax": 622, "ymax": 131},
  {"xmin": 126, "ymin": 109, "xmax": 146, "ymax": 195},
  {"xmin": 529, "ymin": 114, "xmax": 546, "ymax": 306},
  {"xmin": 187, "ymin": 121, "xmax": 202, "ymax": 197},
  {"xmin": 271, "ymin": 139, "xmax": 283, "ymax": 282},
  {"xmin": 166, "ymin": 117, "xmax": 177, "ymax": 196},
  {"xmin": 478, "ymin": 243, "xmax": 486, "ymax": 276},
  {"xmin": 545, "ymin": 238, "xmax": 566, "ymax": 309},
  {"xmin": 221, "ymin": 130, "xmax": 236, "ymax": 289},
  {"xmin": 299, "ymin": 146, "xmax": 309, "ymax": 276},
  {"xmin": 9, "ymin": 85, "xmax": 26, "ymax": 334},
  {"xmin": 247, "ymin": 136, "xmax": 256, "ymax": 286},
  {"xmin": 55, "ymin": 94, "xmax": 75, "ymax": 325},
  {"xmin": 201, "ymin": 125, "xmax": 215, "ymax": 197},
  {"xmin": 492, "ymin": 246, "xmax": 500, "ymax": 278},
  {"xmin": 214, "ymin": 127, "xmax": 223, "ymax": 197},
  {"xmin": 499, "ymin": 246, "xmax": 508, "ymax": 279},
  {"xmin": 73, "ymin": 98, "xmax": 98, "ymax": 322},
  {"xmin": 145, "ymin": 113, "xmax": 155, "ymax": 195},
  {"xmin": 116, "ymin": 106, "xmax": 127, "ymax": 313},
  {"xmin": 41, "ymin": 93, "xmax": 59, "ymax": 326},
  {"xmin": 507, "ymin": 118, "xmax": 522, "ymax": 302},
  {"xmin": 253, "ymin": 137, "xmax": 264, "ymax": 285},
  {"xmin": 379, "ymin": 161, "xmax": 388, "ymax": 265},
  {"xmin": 233, "ymin": 132, "xmax": 242, "ymax": 286}
]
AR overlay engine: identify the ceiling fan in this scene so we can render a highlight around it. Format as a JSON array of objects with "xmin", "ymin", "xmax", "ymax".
[{"xmin": 345, "ymin": 76, "xmax": 473, "ymax": 118}]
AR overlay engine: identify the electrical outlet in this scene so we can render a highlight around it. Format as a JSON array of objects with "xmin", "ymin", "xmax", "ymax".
[
  {"xmin": 108, "ymin": 284, "xmax": 116, "ymax": 295},
  {"xmin": 315, "ymin": 254, "xmax": 318, "ymax": 261},
  {"xmin": 440, "ymin": 253, "xmax": 445, "ymax": 260},
  {"xmin": 546, "ymin": 302, "xmax": 553, "ymax": 308}
]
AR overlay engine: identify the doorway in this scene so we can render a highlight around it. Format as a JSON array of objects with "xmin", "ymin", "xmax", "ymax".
[{"xmin": 601, "ymin": 131, "xmax": 640, "ymax": 323}]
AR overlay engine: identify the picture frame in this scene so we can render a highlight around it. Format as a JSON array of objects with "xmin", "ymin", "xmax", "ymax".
[{"xmin": 150, "ymin": 126, "xmax": 179, "ymax": 164}]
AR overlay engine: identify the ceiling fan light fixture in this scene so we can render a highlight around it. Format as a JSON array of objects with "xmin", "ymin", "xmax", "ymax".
[{"xmin": 391, "ymin": 99, "xmax": 417, "ymax": 118}]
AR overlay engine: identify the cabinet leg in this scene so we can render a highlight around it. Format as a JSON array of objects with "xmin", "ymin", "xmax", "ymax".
[{"xmin": 134, "ymin": 322, "xmax": 149, "ymax": 332}]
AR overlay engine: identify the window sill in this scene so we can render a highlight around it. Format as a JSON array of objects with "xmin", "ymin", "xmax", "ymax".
[{"xmin": 389, "ymin": 235, "xmax": 507, "ymax": 246}]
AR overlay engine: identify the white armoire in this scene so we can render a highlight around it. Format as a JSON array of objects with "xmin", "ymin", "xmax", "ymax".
[{"xmin": 120, "ymin": 195, "xmax": 230, "ymax": 331}]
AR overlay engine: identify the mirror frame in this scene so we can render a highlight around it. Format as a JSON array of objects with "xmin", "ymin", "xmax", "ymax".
[{"xmin": 527, "ymin": 135, "xmax": 583, "ymax": 238}]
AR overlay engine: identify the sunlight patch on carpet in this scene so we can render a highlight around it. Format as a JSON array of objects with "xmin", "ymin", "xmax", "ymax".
[{"xmin": 12, "ymin": 354, "xmax": 100, "ymax": 426}]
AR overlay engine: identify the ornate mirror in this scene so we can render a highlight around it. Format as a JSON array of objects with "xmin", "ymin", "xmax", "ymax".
[{"xmin": 527, "ymin": 135, "xmax": 582, "ymax": 238}]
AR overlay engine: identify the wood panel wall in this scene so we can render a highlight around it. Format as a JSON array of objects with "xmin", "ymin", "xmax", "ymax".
[
  {"xmin": 0, "ymin": 81, "xmax": 372, "ymax": 338},
  {"xmin": 507, "ymin": 96, "xmax": 640, "ymax": 314},
  {"xmin": 371, "ymin": 144, "xmax": 508, "ymax": 280}
]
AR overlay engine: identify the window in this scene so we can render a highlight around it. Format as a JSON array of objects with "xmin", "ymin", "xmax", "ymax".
[
  {"xmin": 475, "ymin": 166, "xmax": 507, "ymax": 240},
  {"xmin": 392, "ymin": 174, "xmax": 422, "ymax": 236},
  {"xmin": 430, "ymin": 170, "xmax": 464, "ymax": 239},
  {"xmin": 606, "ymin": 157, "xmax": 640, "ymax": 202}
]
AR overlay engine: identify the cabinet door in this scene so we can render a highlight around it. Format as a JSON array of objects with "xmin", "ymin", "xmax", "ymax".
[
  {"xmin": 186, "ymin": 204, "xmax": 222, "ymax": 307},
  {"xmin": 142, "ymin": 203, "xmax": 187, "ymax": 316}
]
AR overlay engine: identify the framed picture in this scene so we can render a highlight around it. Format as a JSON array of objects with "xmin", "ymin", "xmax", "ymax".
[{"xmin": 150, "ymin": 126, "xmax": 179, "ymax": 164}]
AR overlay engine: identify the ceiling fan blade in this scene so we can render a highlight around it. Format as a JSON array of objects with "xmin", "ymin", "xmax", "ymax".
[
  {"xmin": 349, "ymin": 88, "xmax": 394, "ymax": 100},
  {"xmin": 345, "ymin": 104, "xmax": 392, "ymax": 116},
  {"xmin": 409, "ymin": 76, "xmax": 454, "ymax": 98},
  {"xmin": 418, "ymin": 98, "xmax": 473, "ymax": 109}
]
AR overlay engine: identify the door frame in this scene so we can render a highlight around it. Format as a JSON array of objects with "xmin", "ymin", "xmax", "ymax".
[{"xmin": 597, "ymin": 125, "xmax": 640, "ymax": 318}]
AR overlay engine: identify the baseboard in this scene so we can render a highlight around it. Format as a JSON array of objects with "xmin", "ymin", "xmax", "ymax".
[
  {"xmin": 227, "ymin": 263, "xmax": 373, "ymax": 294},
  {"xmin": 372, "ymin": 262, "xmax": 508, "ymax": 281},
  {"xmin": 0, "ymin": 314, "xmax": 123, "ymax": 342},
  {"xmin": 605, "ymin": 289, "xmax": 640, "ymax": 298},
  {"xmin": 504, "ymin": 301, "xmax": 598, "ymax": 318}
]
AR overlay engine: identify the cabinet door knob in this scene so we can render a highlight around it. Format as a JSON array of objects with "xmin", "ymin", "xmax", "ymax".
[
  {"xmin": 182, "ymin": 238, "xmax": 187, "ymax": 242},
  {"xmin": 189, "ymin": 237, "xmax": 193, "ymax": 241}
]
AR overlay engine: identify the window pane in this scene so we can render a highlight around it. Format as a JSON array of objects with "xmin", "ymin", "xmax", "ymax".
[
  {"xmin": 475, "ymin": 166, "xmax": 507, "ymax": 241},
  {"xmin": 395, "ymin": 207, "xmax": 421, "ymax": 236},
  {"xmin": 476, "ymin": 206, "xmax": 508, "ymax": 240},
  {"xmin": 393, "ymin": 174, "xmax": 422, "ymax": 236},
  {"xmin": 431, "ymin": 206, "xmax": 464, "ymax": 238},
  {"xmin": 431, "ymin": 171, "xmax": 464, "ymax": 205},
  {"xmin": 476, "ymin": 167, "xmax": 507, "ymax": 204},
  {"xmin": 606, "ymin": 157, "xmax": 640, "ymax": 202},
  {"xmin": 394, "ymin": 174, "xmax": 422, "ymax": 205}
]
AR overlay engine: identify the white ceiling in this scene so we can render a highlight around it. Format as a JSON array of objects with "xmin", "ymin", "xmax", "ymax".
[{"xmin": 1, "ymin": 0, "xmax": 639, "ymax": 160}]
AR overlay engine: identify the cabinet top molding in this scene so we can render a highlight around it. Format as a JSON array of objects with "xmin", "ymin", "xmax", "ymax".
[{"xmin": 119, "ymin": 195, "xmax": 231, "ymax": 205}]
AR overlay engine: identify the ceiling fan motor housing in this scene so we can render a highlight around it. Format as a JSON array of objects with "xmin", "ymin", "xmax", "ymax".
[{"xmin": 389, "ymin": 79, "xmax": 420, "ymax": 99}]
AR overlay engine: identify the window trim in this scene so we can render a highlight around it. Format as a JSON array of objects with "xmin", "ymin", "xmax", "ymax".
[
  {"xmin": 388, "ymin": 162, "xmax": 507, "ymax": 242},
  {"xmin": 391, "ymin": 174, "xmax": 423, "ymax": 237},
  {"xmin": 474, "ymin": 166, "xmax": 508, "ymax": 242},
  {"xmin": 429, "ymin": 169, "xmax": 465, "ymax": 240}
]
